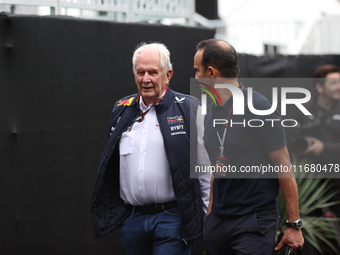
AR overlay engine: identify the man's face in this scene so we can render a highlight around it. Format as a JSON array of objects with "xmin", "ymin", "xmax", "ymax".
[
  {"xmin": 134, "ymin": 48, "xmax": 172, "ymax": 105},
  {"xmin": 318, "ymin": 72, "xmax": 340, "ymax": 101},
  {"xmin": 194, "ymin": 49, "xmax": 210, "ymax": 79}
]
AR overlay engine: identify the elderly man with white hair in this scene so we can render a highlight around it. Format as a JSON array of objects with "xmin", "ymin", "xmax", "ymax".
[{"xmin": 91, "ymin": 42, "xmax": 210, "ymax": 255}]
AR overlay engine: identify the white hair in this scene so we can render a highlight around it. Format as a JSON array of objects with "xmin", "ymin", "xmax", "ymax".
[{"xmin": 132, "ymin": 42, "xmax": 173, "ymax": 74}]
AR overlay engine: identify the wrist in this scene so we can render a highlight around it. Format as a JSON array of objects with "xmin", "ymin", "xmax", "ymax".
[{"xmin": 286, "ymin": 219, "xmax": 302, "ymax": 230}]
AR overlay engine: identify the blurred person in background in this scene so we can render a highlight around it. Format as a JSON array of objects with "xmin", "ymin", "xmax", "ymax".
[{"xmin": 295, "ymin": 64, "xmax": 340, "ymax": 219}]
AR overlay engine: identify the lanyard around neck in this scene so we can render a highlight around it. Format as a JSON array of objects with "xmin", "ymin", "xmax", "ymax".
[
  {"xmin": 139, "ymin": 85, "xmax": 168, "ymax": 122},
  {"xmin": 215, "ymin": 84, "xmax": 244, "ymax": 157},
  {"xmin": 215, "ymin": 105, "xmax": 233, "ymax": 157},
  {"xmin": 128, "ymin": 86, "xmax": 168, "ymax": 131}
]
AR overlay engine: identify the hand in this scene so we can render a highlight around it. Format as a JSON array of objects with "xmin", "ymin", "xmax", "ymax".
[
  {"xmin": 274, "ymin": 228, "xmax": 304, "ymax": 253},
  {"xmin": 304, "ymin": 137, "xmax": 324, "ymax": 156}
]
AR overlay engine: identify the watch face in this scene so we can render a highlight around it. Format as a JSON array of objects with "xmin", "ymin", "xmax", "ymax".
[
  {"xmin": 297, "ymin": 220, "xmax": 302, "ymax": 229},
  {"xmin": 286, "ymin": 220, "xmax": 302, "ymax": 230}
]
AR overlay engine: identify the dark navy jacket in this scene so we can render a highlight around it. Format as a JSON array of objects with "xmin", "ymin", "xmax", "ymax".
[{"xmin": 90, "ymin": 87, "xmax": 204, "ymax": 242}]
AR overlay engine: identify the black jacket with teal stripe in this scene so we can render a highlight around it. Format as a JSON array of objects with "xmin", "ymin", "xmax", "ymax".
[{"xmin": 90, "ymin": 87, "xmax": 204, "ymax": 243}]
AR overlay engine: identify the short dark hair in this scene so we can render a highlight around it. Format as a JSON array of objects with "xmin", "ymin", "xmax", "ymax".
[
  {"xmin": 196, "ymin": 39, "xmax": 240, "ymax": 78},
  {"xmin": 313, "ymin": 64, "xmax": 340, "ymax": 79},
  {"xmin": 313, "ymin": 64, "xmax": 340, "ymax": 87}
]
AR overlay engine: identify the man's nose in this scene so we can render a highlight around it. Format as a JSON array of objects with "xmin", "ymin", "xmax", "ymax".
[{"xmin": 142, "ymin": 72, "xmax": 151, "ymax": 83}]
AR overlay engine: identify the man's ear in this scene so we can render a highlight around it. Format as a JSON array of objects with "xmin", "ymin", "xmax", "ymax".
[
  {"xmin": 207, "ymin": 66, "xmax": 220, "ymax": 78},
  {"xmin": 165, "ymin": 69, "xmax": 173, "ymax": 84},
  {"xmin": 315, "ymin": 82, "xmax": 324, "ymax": 94}
]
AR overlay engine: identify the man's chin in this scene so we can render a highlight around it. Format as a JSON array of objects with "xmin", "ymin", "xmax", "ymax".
[
  {"xmin": 141, "ymin": 88, "xmax": 154, "ymax": 95},
  {"xmin": 141, "ymin": 94, "xmax": 157, "ymax": 105},
  {"xmin": 141, "ymin": 92, "xmax": 154, "ymax": 99}
]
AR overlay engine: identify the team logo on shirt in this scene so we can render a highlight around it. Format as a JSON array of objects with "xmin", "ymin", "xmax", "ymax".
[
  {"xmin": 170, "ymin": 124, "xmax": 184, "ymax": 131},
  {"xmin": 175, "ymin": 96, "xmax": 185, "ymax": 103},
  {"xmin": 167, "ymin": 115, "xmax": 184, "ymax": 124},
  {"xmin": 117, "ymin": 97, "xmax": 134, "ymax": 106},
  {"xmin": 167, "ymin": 116, "xmax": 185, "ymax": 135}
]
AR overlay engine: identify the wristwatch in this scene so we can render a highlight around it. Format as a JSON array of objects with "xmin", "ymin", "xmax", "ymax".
[{"xmin": 286, "ymin": 219, "xmax": 302, "ymax": 230}]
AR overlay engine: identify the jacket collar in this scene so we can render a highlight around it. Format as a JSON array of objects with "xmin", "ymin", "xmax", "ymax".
[{"xmin": 155, "ymin": 86, "xmax": 173, "ymax": 114}]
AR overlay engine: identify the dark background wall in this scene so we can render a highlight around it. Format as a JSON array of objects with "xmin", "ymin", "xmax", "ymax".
[
  {"xmin": 1, "ymin": 13, "xmax": 340, "ymax": 255},
  {"xmin": 239, "ymin": 54, "xmax": 340, "ymax": 78},
  {"xmin": 196, "ymin": 0, "xmax": 219, "ymax": 19}
]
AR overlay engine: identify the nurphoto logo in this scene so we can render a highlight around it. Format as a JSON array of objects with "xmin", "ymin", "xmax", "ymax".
[{"xmin": 197, "ymin": 81, "xmax": 312, "ymax": 128}]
